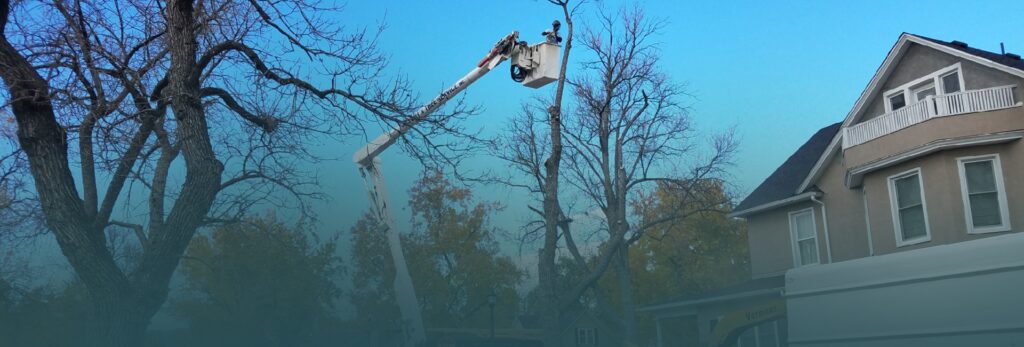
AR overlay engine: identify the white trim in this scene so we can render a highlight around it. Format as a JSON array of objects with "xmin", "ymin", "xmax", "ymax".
[
  {"xmin": 883, "ymin": 89, "xmax": 906, "ymax": 113},
  {"xmin": 939, "ymin": 69, "xmax": 965, "ymax": 94},
  {"xmin": 846, "ymin": 132, "xmax": 1024, "ymax": 187},
  {"xmin": 956, "ymin": 154, "xmax": 1012, "ymax": 234},
  {"xmin": 810, "ymin": 196, "xmax": 833, "ymax": 263},
  {"xmin": 797, "ymin": 33, "xmax": 1024, "ymax": 195},
  {"xmin": 887, "ymin": 168, "xmax": 932, "ymax": 247},
  {"xmin": 882, "ymin": 63, "xmax": 962, "ymax": 111},
  {"xmin": 729, "ymin": 191, "xmax": 822, "ymax": 218},
  {"xmin": 796, "ymin": 135, "xmax": 841, "ymax": 194},
  {"xmin": 910, "ymin": 81, "xmax": 936, "ymax": 103},
  {"xmin": 861, "ymin": 187, "xmax": 874, "ymax": 256},
  {"xmin": 789, "ymin": 208, "xmax": 820, "ymax": 267}
]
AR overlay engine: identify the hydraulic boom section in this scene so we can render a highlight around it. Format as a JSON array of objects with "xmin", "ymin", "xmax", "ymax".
[{"xmin": 352, "ymin": 23, "xmax": 561, "ymax": 347}]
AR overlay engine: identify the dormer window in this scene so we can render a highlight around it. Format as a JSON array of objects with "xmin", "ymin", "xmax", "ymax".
[
  {"xmin": 884, "ymin": 63, "xmax": 964, "ymax": 112},
  {"xmin": 940, "ymin": 71, "xmax": 961, "ymax": 93},
  {"xmin": 888, "ymin": 92, "xmax": 907, "ymax": 111},
  {"xmin": 912, "ymin": 81, "xmax": 936, "ymax": 102}
]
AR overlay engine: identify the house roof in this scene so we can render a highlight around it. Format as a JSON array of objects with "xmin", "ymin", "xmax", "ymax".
[
  {"xmin": 732, "ymin": 122, "xmax": 841, "ymax": 215},
  {"xmin": 637, "ymin": 275, "xmax": 785, "ymax": 313},
  {"xmin": 794, "ymin": 33, "xmax": 1024, "ymax": 197},
  {"xmin": 913, "ymin": 34, "xmax": 1024, "ymax": 72}
]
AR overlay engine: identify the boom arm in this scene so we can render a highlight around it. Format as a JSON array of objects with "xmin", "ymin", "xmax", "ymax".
[
  {"xmin": 353, "ymin": 32, "xmax": 520, "ymax": 166},
  {"xmin": 350, "ymin": 27, "xmax": 559, "ymax": 347}
]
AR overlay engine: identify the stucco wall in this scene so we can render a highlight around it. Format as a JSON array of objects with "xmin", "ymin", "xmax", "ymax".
[
  {"xmin": 845, "ymin": 105, "xmax": 1024, "ymax": 168},
  {"xmin": 858, "ymin": 43, "xmax": 1024, "ymax": 122},
  {"xmin": 814, "ymin": 155, "xmax": 870, "ymax": 262},
  {"xmin": 861, "ymin": 141, "xmax": 1024, "ymax": 256},
  {"xmin": 746, "ymin": 201, "xmax": 826, "ymax": 278}
]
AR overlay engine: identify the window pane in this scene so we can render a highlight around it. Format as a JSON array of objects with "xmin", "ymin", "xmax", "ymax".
[
  {"xmin": 794, "ymin": 212, "xmax": 814, "ymax": 239},
  {"xmin": 915, "ymin": 86, "xmax": 936, "ymax": 101},
  {"xmin": 895, "ymin": 174, "xmax": 921, "ymax": 207},
  {"xmin": 942, "ymin": 72, "xmax": 961, "ymax": 93},
  {"xmin": 965, "ymin": 161, "xmax": 996, "ymax": 193},
  {"xmin": 798, "ymin": 239, "xmax": 819, "ymax": 265},
  {"xmin": 889, "ymin": 93, "xmax": 907, "ymax": 110},
  {"xmin": 970, "ymin": 192, "xmax": 1002, "ymax": 227},
  {"xmin": 758, "ymin": 321, "xmax": 779, "ymax": 347},
  {"xmin": 899, "ymin": 205, "xmax": 927, "ymax": 240}
]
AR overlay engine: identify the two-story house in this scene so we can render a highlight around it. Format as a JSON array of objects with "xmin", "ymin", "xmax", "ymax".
[{"xmin": 639, "ymin": 33, "xmax": 1024, "ymax": 347}]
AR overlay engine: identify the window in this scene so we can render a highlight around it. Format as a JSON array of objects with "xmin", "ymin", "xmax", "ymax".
[
  {"xmin": 958, "ymin": 155, "xmax": 1011, "ymax": 233},
  {"xmin": 883, "ymin": 63, "xmax": 963, "ymax": 112},
  {"xmin": 887, "ymin": 92, "xmax": 907, "ymax": 111},
  {"xmin": 888, "ymin": 169, "xmax": 930, "ymax": 246},
  {"xmin": 941, "ymin": 71, "xmax": 962, "ymax": 93},
  {"xmin": 912, "ymin": 81, "xmax": 936, "ymax": 102},
  {"xmin": 789, "ymin": 209, "xmax": 819, "ymax": 266},
  {"xmin": 575, "ymin": 328, "xmax": 597, "ymax": 346}
]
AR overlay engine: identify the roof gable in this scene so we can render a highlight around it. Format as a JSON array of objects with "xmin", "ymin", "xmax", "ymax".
[
  {"xmin": 795, "ymin": 33, "xmax": 1024, "ymax": 194},
  {"xmin": 734, "ymin": 122, "xmax": 840, "ymax": 213}
]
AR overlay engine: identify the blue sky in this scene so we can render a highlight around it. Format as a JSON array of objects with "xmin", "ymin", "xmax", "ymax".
[
  {"xmin": 311, "ymin": 0, "xmax": 1024, "ymax": 243},
  {"xmin": 17, "ymin": 0, "xmax": 1024, "ymax": 288}
]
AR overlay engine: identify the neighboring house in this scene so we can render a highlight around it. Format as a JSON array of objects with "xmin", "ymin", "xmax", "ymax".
[
  {"xmin": 514, "ymin": 310, "xmax": 621, "ymax": 347},
  {"xmin": 640, "ymin": 32, "xmax": 1024, "ymax": 347}
]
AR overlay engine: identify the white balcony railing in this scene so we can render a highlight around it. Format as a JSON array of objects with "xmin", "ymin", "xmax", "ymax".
[{"xmin": 843, "ymin": 85, "xmax": 1021, "ymax": 149}]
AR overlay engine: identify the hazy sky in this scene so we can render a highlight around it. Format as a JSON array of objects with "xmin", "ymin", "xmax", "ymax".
[
  {"xmin": 314, "ymin": 0, "xmax": 1024, "ymax": 248},
  {"xmin": 15, "ymin": 0, "xmax": 1024, "ymax": 290}
]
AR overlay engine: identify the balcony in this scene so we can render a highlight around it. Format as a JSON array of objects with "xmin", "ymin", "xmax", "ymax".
[{"xmin": 843, "ymin": 85, "xmax": 1022, "ymax": 149}]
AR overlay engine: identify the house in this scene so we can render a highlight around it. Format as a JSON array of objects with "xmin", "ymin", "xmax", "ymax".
[
  {"xmin": 514, "ymin": 310, "xmax": 622, "ymax": 347},
  {"xmin": 639, "ymin": 33, "xmax": 1024, "ymax": 347}
]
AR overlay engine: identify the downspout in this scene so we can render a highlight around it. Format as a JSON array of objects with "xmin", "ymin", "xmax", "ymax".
[
  {"xmin": 811, "ymin": 196, "xmax": 834, "ymax": 263},
  {"xmin": 862, "ymin": 187, "xmax": 875, "ymax": 256}
]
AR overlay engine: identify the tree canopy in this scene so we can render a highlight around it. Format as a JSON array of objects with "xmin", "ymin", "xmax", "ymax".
[{"xmin": 174, "ymin": 215, "xmax": 343, "ymax": 347}]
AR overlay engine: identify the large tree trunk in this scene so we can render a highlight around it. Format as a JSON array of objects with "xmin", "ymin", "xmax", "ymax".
[
  {"xmin": 1, "ymin": 1, "xmax": 220, "ymax": 344},
  {"xmin": 539, "ymin": 3, "xmax": 574, "ymax": 346},
  {"xmin": 615, "ymin": 245, "xmax": 638, "ymax": 346}
]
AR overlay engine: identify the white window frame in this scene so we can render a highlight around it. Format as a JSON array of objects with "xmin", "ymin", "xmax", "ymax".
[
  {"xmin": 884, "ymin": 63, "xmax": 964, "ymax": 112},
  {"xmin": 910, "ymin": 80, "xmax": 936, "ymax": 103},
  {"xmin": 957, "ymin": 154, "xmax": 1012, "ymax": 234},
  {"xmin": 939, "ymin": 69, "xmax": 964, "ymax": 94},
  {"xmin": 888, "ymin": 168, "xmax": 932, "ymax": 247},
  {"xmin": 788, "ymin": 208, "xmax": 819, "ymax": 267}
]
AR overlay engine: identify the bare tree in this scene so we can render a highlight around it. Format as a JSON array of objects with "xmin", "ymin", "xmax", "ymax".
[
  {"xmin": 0, "ymin": 0, "xmax": 469, "ymax": 345},
  {"xmin": 494, "ymin": 4, "xmax": 736, "ymax": 346}
]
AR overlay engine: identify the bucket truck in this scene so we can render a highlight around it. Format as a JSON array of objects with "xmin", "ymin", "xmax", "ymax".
[{"xmin": 352, "ymin": 22, "xmax": 562, "ymax": 347}]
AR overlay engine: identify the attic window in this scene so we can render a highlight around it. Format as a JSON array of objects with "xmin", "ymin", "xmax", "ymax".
[
  {"xmin": 883, "ymin": 63, "xmax": 963, "ymax": 112},
  {"xmin": 941, "ymin": 71, "xmax": 961, "ymax": 93},
  {"xmin": 888, "ymin": 92, "xmax": 907, "ymax": 111}
]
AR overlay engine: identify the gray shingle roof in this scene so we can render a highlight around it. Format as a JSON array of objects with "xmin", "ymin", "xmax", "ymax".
[
  {"xmin": 911, "ymin": 34, "xmax": 1024, "ymax": 72},
  {"xmin": 734, "ymin": 122, "xmax": 841, "ymax": 213},
  {"xmin": 733, "ymin": 34, "xmax": 1024, "ymax": 215}
]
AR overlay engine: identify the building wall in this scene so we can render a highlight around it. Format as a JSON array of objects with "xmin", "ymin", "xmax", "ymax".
[
  {"xmin": 743, "ymin": 39, "xmax": 1024, "ymax": 289},
  {"xmin": 858, "ymin": 43, "xmax": 1024, "ymax": 122},
  {"xmin": 814, "ymin": 154, "xmax": 871, "ymax": 262},
  {"xmin": 845, "ymin": 106, "xmax": 1024, "ymax": 168},
  {"xmin": 746, "ymin": 201, "xmax": 826, "ymax": 279},
  {"xmin": 861, "ymin": 141, "xmax": 1024, "ymax": 256}
]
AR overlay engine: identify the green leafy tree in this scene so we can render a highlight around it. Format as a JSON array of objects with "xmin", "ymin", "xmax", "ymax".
[
  {"xmin": 173, "ymin": 215, "xmax": 342, "ymax": 347},
  {"xmin": 349, "ymin": 171, "xmax": 525, "ymax": 333},
  {"xmin": 0, "ymin": 276, "xmax": 92, "ymax": 346},
  {"xmin": 598, "ymin": 181, "xmax": 749, "ymax": 346}
]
